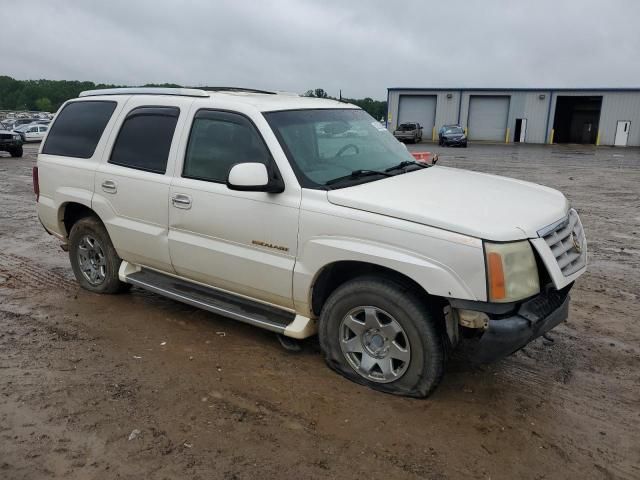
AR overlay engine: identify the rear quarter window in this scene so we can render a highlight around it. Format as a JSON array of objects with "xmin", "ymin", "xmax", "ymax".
[{"xmin": 42, "ymin": 101, "xmax": 117, "ymax": 158}]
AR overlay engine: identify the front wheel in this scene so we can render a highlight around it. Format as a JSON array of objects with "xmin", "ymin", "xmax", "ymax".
[
  {"xmin": 319, "ymin": 277, "xmax": 445, "ymax": 397},
  {"xmin": 68, "ymin": 216, "xmax": 130, "ymax": 294},
  {"xmin": 9, "ymin": 146, "xmax": 23, "ymax": 157}
]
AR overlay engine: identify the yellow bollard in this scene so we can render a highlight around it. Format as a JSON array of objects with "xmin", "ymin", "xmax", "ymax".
[
  {"xmin": 549, "ymin": 129, "xmax": 555, "ymax": 144},
  {"xmin": 595, "ymin": 130, "xmax": 601, "ymax": 146},
  {"xmin": 505, "ymin": 127, "xmax": 510, "ymax": 144},
  {"xmin": 432, "ymin": 126, "xmax": 436, "ymax": 142}
]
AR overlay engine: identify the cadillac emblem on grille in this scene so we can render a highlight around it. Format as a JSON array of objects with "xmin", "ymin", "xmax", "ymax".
[{"xmin": 571, "ymin": 231, "xmax": 582, "ymax": 253}]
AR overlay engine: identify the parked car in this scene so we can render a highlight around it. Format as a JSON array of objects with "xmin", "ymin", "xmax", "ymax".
[
  {"xmin": 16, "ymin": 123, "xmax": 48, "ymax": 142},
  {"xmin": 393, "ymin": 122, "xmax": 423, "ymax": 143},
  {"xmin": 438, "ymin": 124, "xmax": 468, "ymax": 147},
  {"xmin": 35, "ymin": 87, "xmax": 587, "ymax": 398},
  {"xmin": 0, "ymin": 127, "xmax": 23, "ymax": 157},
  {"xmin": 3, "ymin": 117, "xmax": 40, "ymax": 131}
]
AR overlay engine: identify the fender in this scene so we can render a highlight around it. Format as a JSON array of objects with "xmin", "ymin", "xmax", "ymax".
[{"xmin": 293, "ymin": 235, "xmax": 483, "ymax": 316}]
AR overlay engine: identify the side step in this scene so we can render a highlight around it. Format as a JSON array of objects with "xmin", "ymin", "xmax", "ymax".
[{"xmin": 121, "ymin": 265, "xmax": 315, "ymax": 338}]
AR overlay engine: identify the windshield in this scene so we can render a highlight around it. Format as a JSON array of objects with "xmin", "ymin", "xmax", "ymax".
[
  {"xmin": 444, "ymin": 126, "xmax": 463, "ymax": 134},
  {"xmin": 265, "ymin": 109, "xmax": 418, "ymax": 188}
]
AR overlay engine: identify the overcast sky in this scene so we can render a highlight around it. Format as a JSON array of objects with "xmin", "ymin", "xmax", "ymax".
[{"xmin": 6, "ymin": 0, "xmax": 640, "ymax": 99}]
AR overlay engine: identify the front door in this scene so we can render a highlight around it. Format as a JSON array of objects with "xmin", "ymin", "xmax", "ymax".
[
  {"xmin": 168, "ymin": 109, "xmax": 299, "ymax": 309},
  {"xmin": 614, "ymin": 121, "xmax": 630, "ymax": 146}
]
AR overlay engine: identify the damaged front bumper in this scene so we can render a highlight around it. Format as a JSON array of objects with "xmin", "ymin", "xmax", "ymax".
[{"xmin": 451, "ymin": 285, "xmax": 572, "ymax": 363}]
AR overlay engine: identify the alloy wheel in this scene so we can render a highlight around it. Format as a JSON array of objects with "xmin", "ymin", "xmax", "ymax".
[
  {"xmin": 339, "ymin": 306, "xmax": 411, "ymax": 383},
  {"xmin": 77, "ymin": 235, "xmax": 107, "ymax": 285}
]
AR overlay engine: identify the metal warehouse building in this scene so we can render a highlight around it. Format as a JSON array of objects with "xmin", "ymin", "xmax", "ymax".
[{"xmin": 387, "ymin": 88, "xmax": 640, "ymax": 146}]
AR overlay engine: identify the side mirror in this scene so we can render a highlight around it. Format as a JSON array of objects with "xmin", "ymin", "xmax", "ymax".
[{"xmin": 226, "ymin": 163, "xmax": 283, "ymax": 193}]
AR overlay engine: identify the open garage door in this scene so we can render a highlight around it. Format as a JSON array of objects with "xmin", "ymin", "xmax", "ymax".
[
  {"xmin": 468, "ymin": 96, "xmax": 510, "ymax": 141},
  {"xmin": 398, "ymin": 95, "xmax": 436, "ymax": 138},
  {"xmin": 552, "ymin": 96, "xmax": 602, "ymax": 144}
]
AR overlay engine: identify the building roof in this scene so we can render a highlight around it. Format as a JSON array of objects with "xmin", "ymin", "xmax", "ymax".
[{"xmin": 388, "ymin": 87, "xmax": 640, "ymax": 92}]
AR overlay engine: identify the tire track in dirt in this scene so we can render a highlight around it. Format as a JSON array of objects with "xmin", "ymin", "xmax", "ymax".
[{"xmin": 0, "ymin": 252, "xmax": 77, "ymax": 291}]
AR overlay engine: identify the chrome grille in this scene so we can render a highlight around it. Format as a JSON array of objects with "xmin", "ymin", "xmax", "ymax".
[{"xmin": 539, "ymin": 209, "xmax": 586, "ymax": 277}]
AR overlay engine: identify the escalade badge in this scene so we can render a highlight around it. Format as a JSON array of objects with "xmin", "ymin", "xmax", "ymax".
[
  {"xmin": 252, "ymin": 240, "xmax": 289, "ymax": 252},
  {"xmin": 571, "ymin": 232, "xmax": 582, "ymax": 254}
]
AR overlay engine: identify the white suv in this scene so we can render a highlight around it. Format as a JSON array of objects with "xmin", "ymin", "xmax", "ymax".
[{"xmin": 35, "ymin": 87, "xmax": 587, "ymax": 397}]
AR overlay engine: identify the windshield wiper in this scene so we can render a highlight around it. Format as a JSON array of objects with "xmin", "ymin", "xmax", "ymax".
[
  {"xmin": 384, "ymin": 160, "xmax": 428, "ymax": 173},
  {"xmin": 325, "ymin": 169, "xmax": 393, "ymax": 186}
]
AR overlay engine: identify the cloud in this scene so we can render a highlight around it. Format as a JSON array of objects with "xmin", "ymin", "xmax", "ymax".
[{"xmin": 7, "ymin": 0, "xmax": 640, "ymax": 99}]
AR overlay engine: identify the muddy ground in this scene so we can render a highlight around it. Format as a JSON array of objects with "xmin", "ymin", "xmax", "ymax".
[{"xmin": 0, "ymin": 142, "xmax": 638, "ymax": 479}]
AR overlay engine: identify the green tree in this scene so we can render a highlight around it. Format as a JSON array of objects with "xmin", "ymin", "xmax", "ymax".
[{"xmin": 35, "ymin": 97, "xmax": 53, "ymax": 112}]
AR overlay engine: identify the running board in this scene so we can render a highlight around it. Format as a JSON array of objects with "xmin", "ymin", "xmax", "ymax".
[{"xmin": 120, "ymin": 264, "xmax": 316, "ymax": 338}]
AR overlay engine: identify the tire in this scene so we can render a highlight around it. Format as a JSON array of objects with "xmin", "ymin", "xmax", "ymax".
[
  {"xmin": 68, "ymin": 216, "xmax": 130, "ymax": 294},
  {"xmin": 318, "ymin": 276, "xmax": 445, "ymax": 398},
  {"xmin": 9, "ymin": 146, "xmax": 23, "ymax": 158}
]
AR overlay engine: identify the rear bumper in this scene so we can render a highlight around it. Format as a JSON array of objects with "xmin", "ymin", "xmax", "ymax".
[{"xmin": 460, "ymin": 286, "xmax": 571, "ymax": 363}]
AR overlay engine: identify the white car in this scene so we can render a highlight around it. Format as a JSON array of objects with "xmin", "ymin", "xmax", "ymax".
[
  {"xmin": 35, "ymin": 87, "xmax": 587, "ymax": 397},
  {"xmin": 17, "ymin": 123, "xmax": 48, "ymax": 142}
]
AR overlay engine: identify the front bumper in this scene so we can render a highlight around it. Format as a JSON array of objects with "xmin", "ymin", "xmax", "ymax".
[
  {"xmin": 462, "ymin": 285, "xmax": 571, "ymax": 363},
  {"xmin": 442, "ymin": 137, "xmax": 467, "ymax": 146}
]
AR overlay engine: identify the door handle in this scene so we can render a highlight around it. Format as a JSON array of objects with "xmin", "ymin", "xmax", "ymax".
[
  {"xmin": 101, "ymin": 180, "xmax": 117, "ymax": 194},
  {"xmin": 171, "ymin": 193, "xmax": 192, "ymax": 209}
]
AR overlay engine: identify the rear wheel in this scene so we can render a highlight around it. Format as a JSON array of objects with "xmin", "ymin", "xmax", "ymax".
[
  {"xmin": 68, "ymin": 216, "xmax": 130, "ymax": 294},
  {"xmin": 319, "ymin": 277, "xmax": 445, "ymax": 397}
]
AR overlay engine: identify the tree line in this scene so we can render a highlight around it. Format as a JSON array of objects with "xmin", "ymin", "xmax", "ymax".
[
  {"xmin": 0, "ymin": 76, "xmax": 182, "ymax": 112},
  {"xmin": 0, "ymin": 76, "xmax": 387, "ymax": 121},
  {"xmin": 302, "ymin": 88, "xmax": 387, "ymax": 121}
]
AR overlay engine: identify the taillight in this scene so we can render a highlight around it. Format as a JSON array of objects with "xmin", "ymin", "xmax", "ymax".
[{"xmin": 32, "ymin": 166, "xmax": 39, "ymax": 201}]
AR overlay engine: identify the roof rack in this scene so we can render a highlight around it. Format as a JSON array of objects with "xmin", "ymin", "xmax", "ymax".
[
  {"xmin": 79, "ymin": 87, "xmax": 210, "ymax": 98},
  {"xmin": 202, "ymin": 87, "xmax": 277, "ymax": 95}
]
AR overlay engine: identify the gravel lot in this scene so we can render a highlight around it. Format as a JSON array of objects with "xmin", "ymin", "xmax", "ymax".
[{"xmin": 1, "ymin": 142, "xmax": 639, "ymax": 479}]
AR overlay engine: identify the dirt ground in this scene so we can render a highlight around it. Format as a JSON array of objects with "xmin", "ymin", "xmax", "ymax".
[{"xmin": 1, "ymin": 142, "xmax": 638, "ymax": 480}]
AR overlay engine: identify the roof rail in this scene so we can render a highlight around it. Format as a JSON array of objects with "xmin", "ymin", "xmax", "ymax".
[
  {"xmin": 202, "ymin": 87, "xmax": 277, "ymax": 95},
  {"xmin": 79, "ymin": 87, "xmax": 210, "ymax": 98}
]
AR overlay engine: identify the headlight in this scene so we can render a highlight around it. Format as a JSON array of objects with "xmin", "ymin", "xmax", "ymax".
[
  {"xmin": 485, "ymin": 241, "xmax": 540, "ymax": 302},
  {"xmin": 13, "ymin": 134, "xmax": 20, "ymax": 140}
]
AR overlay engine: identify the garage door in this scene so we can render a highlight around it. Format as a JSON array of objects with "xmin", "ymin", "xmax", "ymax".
[
  {"xmin": 398, "ymin": 95, "xmax": 437, "ymax": 138},
  {"xmin": 468, "ymin": 96, "xmax": 510, "ymax": 141}
]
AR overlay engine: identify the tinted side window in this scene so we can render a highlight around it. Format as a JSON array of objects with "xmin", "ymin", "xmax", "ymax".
[
  {"xmin": 43, "ymin": 101, "xmax": 116, "ymax": 158},
  {"xmin": 183, "ymin": 110, "xmax": 271, "ymax": 183},
  {"xmin": 109, "ymin": 107, "xmax": 179, "ymax": 174}
]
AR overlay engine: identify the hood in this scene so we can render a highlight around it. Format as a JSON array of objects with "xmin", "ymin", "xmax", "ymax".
[{"xmin": 327, "ymin": 166, "xmax": 569, "ymax": 241}]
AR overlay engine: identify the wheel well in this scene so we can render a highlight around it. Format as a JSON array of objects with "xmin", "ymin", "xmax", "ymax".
[
  {"xmin": 311, "ymin": 261, "xmax": 441, "ymax": 317},
  {"xmin": 61, "ymin": 203, "xmax": 98, "ymax": 237}
]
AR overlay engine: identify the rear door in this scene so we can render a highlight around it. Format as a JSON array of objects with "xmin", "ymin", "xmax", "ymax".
[
  {"xmin": 168, "ymin": 107, "xmax": 300, "ymax": 309},
  {"xmin": 93, "ymin": 97, "xmax": 190, "ymax": 272},
  {"xmin": 38, "ymin": 125, "xmax": 48, "ymax": 140}
]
